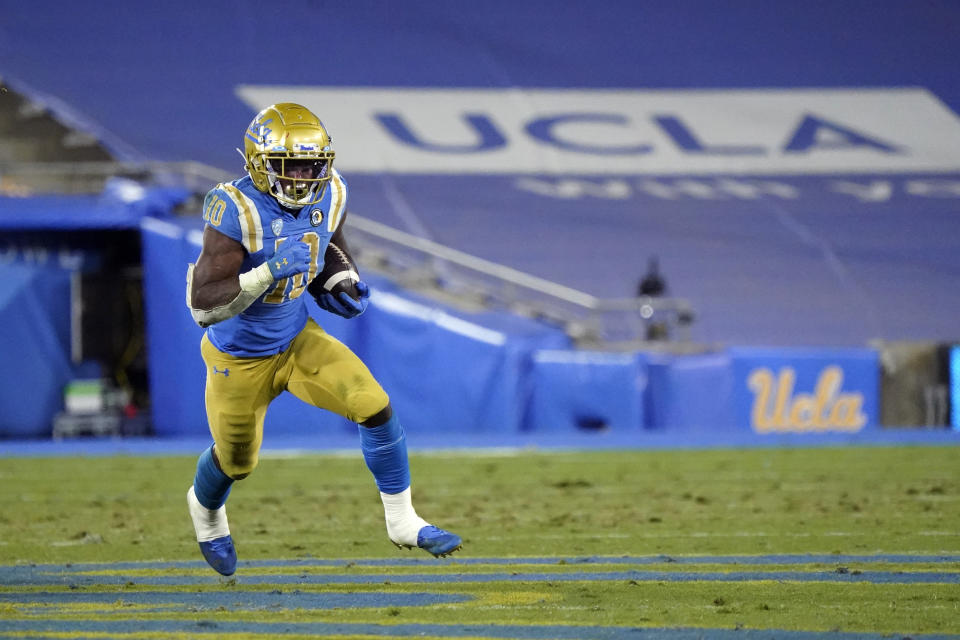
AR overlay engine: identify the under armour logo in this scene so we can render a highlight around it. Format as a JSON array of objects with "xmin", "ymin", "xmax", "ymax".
[
  {"xmin": 212, "ymin": 366, "xmax": 230, "ymax": 377},
  {"xmin": 274, "ymin": 257, "xmax": 288, "ymax": 269}
]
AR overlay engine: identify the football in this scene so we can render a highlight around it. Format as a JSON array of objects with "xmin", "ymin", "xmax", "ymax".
[{"xmin": 309, "ymin": 241, "xmax": 360, "ymax": 301}]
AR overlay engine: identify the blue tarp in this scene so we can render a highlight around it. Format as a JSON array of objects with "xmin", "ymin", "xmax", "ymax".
[
  {"xmin": 0, "ymin": 264, "xmax": 74, "ymax": 437},
  {"xmin": 0, "ymin": 181, "xmax": 187, "ymax": 230}
]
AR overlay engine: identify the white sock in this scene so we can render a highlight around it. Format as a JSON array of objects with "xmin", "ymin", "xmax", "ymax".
[
  {"xmin": 380, "ymin": 487, "xmax": 429, "ymax": 546},
  {"xmin": 187, "ymin": 486, "xmax": 230, "ymax": 542}
]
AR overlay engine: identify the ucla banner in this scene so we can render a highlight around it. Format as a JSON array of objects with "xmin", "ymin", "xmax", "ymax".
[
  {"xmin": 729, "ymin": 348, "xmax": 879, "ymax": 434},
  {"xmin": 236, "ymin": 87, "xmax": 960, "ymax": 175}
]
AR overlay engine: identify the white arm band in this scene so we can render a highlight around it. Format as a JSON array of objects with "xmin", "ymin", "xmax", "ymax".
[{"xmin": 186, "ymin": 262, "xmax": 275, "ymax": 328}]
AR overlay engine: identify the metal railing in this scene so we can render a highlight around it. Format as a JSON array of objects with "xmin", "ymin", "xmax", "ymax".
[{"xmin": 344, "ymin": 215, "xmax": 696, "ymax": 348}]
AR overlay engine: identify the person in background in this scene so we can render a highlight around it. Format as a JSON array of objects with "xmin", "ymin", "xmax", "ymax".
[{"xmin": 637, "ymin": 256, "xmax": 669, "ymax": 341}]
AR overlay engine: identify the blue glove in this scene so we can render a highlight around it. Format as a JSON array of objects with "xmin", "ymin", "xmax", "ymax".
[
  {"xmin": 315, "ymin": 281, "xmax": 370, "ymax": 318},
  {"xmin": 267, "ymin": 236, "xmax": 311, "ymax": 280}
]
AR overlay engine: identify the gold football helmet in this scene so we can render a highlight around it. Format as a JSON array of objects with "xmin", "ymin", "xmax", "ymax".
[{"xmin": 242, "ymin": 103, "xmax": 335, "ymax": 208}]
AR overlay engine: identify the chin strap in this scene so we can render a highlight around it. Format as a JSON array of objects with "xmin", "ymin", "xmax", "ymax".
[{"xmin": 270, "ymin": 181, "xmax": 320, "ymax": 208}]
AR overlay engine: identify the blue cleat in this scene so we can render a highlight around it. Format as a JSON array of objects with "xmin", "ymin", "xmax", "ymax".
[
  {"xmin": 198, "ymin": 536, "xmax": 237, "ymax": 576},
  {"xmin": 187, "ymin": 486, "xmax": 237, "ymax": 576},
  {"xmin": 415, "ymin": 525, "xmax": 462, "ymax": 558}
]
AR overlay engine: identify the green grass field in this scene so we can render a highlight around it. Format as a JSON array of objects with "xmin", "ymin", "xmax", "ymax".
[{"xmin": 1, "ymin": 444, "xmax": 958, "ymax": 638}]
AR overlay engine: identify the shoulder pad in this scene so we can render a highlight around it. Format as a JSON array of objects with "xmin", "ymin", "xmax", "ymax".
[
  {"xmin": 206, "ymin": 182, "xmax": 265, "ymax": 254},
  {"xmin": 326, "ymin": 169, "xmax": 349, "ymax": 233}
]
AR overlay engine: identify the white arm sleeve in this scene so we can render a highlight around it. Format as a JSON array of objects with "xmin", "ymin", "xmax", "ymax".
[{"xmin": 185, "ymin": 262, "xmax": 275, "ymax": 328}]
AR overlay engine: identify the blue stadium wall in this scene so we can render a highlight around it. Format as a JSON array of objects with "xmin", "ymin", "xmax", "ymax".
[
  {"xmin": 137, "ymin": 217, "xmax": 881, "ymax": 441},
  {"xmin": 1, "ymin": 195, "xmax": 950, "ymax": 444}
]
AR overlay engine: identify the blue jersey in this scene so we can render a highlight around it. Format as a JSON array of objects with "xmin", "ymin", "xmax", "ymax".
[{"xmin": 199, "ymin": 171, "xmax": 349, "ymax": 356}]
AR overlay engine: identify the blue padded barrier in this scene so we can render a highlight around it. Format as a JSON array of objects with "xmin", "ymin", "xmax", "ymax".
[
  {"xmin": 641, "ymin": 349, "xmax": 879, "ymax": 435},
  {"xmin": 527, "ymin": 350, "xmax": 646, "ymax": 433},
  {"xmin": 140, "ymin": 218, "xmax": 207, "ymax": 438},
  {"xmin": 644, "ymin": 352, "xmax": 737, "ymax": 432},
  {"xmin": 362, "ymin": 290, "xmax": 570, "ymax": 435},
  {"xmin": 729, "ymin": 347, "xmax": 880, "ymax": 434},
  {"xmin": 0, "ymin": 264, "xmax": 74, "ymax": 437}
]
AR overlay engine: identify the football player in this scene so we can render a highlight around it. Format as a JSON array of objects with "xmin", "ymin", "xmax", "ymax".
[{"xmin": 184, "ymin": 103, "xmax": 461, "ymax": 576}]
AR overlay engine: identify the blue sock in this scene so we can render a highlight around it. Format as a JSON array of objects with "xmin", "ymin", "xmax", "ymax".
[
  {"xmin": 193, "ymin": 445, "xmax": 233, "ymax": 510},
  {"xmin": 358, "ymin": 414, "xmax": 411, "ymax": 494}
]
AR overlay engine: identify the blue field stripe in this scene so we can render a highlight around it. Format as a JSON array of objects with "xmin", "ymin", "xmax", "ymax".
[
  {"xmin": 5, "ymin": 553, "xmax": 957, "ymax": 575},
  {"xmin": 149, "ymin": 570, "xmax": 960, "ymax": 586},
  {"xmin": 0, "ymin": 590, "xmax": 471, "ymax": 611},
  {"xmin": 1, "ymin": 568, "xmax": 955, "ymax": 587},
  {"xmin": 1, "ymin": 619, "xmax": 959, "ymax": 640}
]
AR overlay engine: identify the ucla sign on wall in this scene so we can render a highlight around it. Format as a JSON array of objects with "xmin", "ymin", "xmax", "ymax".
[
  {"xmin": 236, "ymin": 87, "xmax": 960, "ymax": 175},
  {"xmin": 730, "ymin": 348, "xmax": 879, "ymax": 433}
]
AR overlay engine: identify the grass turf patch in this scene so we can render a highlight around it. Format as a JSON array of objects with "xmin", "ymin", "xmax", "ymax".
[{"xmin": 0, "ymin": 445, "xmax": 957, "ymax": 636}]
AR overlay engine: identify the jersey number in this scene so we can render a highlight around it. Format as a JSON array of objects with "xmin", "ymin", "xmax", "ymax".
[
  {"xmin": 203, "ymin": 196, "xmax": 226, "ymax": 227},
  {"xmin": 263, "ymin": 232, "xmax": 321, "ymax": 304}
]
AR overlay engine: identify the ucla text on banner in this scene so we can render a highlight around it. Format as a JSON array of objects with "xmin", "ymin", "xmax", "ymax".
[
  {"xmin": 237, "ymin": 87, "xmax": 960, "ymax": 175},
  {"xmin": 730, "ymin": 348, "xmax": 879, "ymax": 434}
]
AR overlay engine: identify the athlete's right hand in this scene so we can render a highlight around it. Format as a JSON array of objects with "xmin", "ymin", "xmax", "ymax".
[{"xmin": 266, "ymin": 236, "xmax": 311, "ymax": 280}]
